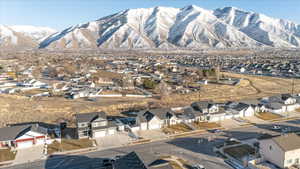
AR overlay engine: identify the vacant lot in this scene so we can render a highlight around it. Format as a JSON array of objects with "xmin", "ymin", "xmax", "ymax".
[
  {"xmin": 256, "ymin": 112, "xmax": 282, "ymax": 121},
  {"xmin": 162, "ymin": 123, "xmax": 192, "ymax": 135},
  {"xmin": 161, "ymin": 72, "xmax": 300, "ymax": 107},
  {"xmin": 223, "ymin": 144, "xmax": 256, "ymax": 160},
  {"xmin": 0, "ymin": 149, "xmax": 16, "ymax": 162},
  {"xmin": 47, "ymin": 139, "xmax": 94, "ymax": 154},
  {"xmin": 192, "ymin": 122, "xmax": 221, "ymax": 130}
]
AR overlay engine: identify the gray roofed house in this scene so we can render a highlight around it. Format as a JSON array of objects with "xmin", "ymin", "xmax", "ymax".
[
  {"xmin": 0, "ymin": 125, "xmax": 30, "ymax": 141},
  {"xmin": 137, "ymin": 108, "xmax": 175, "ymax": 122},
  {"xmin": 75, "ymin": 112, "xmax": 107, "ymax": 123},
  {"xmin": 0, "ymin": 125, "xmax": 48, "ymax": 149},
  {"xmin": 136, "ymin": 108, "xmax": 179, "ymax": 130},
  {"xmin": 191, "ymin": 100, "xmax": 217, "ymax": 114},
  {"xmin": 75, "ymin": 112, "xmax": 116, "ymax": 139},
  {"xmin": 271, "ymin": 133, "xmax": 300, "ymax": 152},
  {"xmin": 259, "ymin": 133, "xmax": 300, "ymax": 168},
  {"xmin": 8, "ymin": 122, "xmax": 57, "ymax": 136},
  {"xmin": 114, "ymin": 151, "xmax": 173, "ymax": 169},
  {"xmin": 231, "ymin": 103, "xmax": 250, "ymax": 112},
  {"xmin": 265, "ymin": 102, "xmax": 284, "ymax": 110}
]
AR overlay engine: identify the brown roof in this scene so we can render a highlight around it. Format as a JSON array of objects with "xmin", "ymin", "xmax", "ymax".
[{"xmin": 271, "ymin": 133, "xmax": 300, "ymax": 152}]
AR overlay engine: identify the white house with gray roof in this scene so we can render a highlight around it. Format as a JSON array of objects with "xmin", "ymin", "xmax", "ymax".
[
  {"xmin": 0, "ymin": 125, "xmax": 47, "ymax": 149},
  {"xmin": 259, "ymin": 133, "xmax": 300, "ymax": 168}
]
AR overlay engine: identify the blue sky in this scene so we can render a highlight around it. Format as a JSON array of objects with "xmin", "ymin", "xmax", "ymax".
[{"xmin": 1, "ymin": 0, "xmax": 299, "ymax": 30}]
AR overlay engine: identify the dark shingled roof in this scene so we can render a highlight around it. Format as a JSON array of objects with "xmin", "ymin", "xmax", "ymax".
[
  {"xmin": 232, "ymin": 103, "xmax": 250, "ymax": 111},
  {"xmin": 114, "ymin": 151, "xmax": 173, "ymax": 169},
  {"xmin": 0, "ymin": 125, "xmax": 31, "ymax": 141},
  {"xmin": 137, "ymin": 108, "xmax": 175, "ymax": 122},
  {"xmin": 191, "ymin": 100, "xmax": 214, "ymax": 111},
  {"xmin": 75, "ymin": 112, "xmax": 107, "ymax": 123}
]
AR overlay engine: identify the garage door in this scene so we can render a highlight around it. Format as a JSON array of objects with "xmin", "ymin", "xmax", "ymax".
[
  {"xmin": 140, "ymin": 123, "xmax": 147, "ymax": 130},
  {"xmin": 36, "ymin": 138, "xmax": 45, "ymax": 145},
  {"xmin": 93, "ymin": 130, "xmax": 106, "ymax": 138},
  {"xmin": 17, "ymin": 141, "xmax": 33, "ymax": 149},
  {"xmin": 108, "ymin": 129, "xmax": 115, "ymax": 135},
  {"xmin": 149, "ymin": 124, "xmax": 160, "ymax": 130}
]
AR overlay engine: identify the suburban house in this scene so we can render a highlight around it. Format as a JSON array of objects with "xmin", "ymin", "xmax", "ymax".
[
  {"xmin": 260, "ymin": 94, "xmax": 300, "ymax": 114},
  {"xmin": 262, "ymin": 102, "xmax": 286, "ymax": 114},
  {"xmin": 0, "ymin": 125, "xmax": 47, "ymax": 149},
  {"xmin": 8, "ymin": 122, "xmax": 61, "ymax": 138},
  {"xmin": 259, "ymin": 133, "xmax": 300, "ymax": 168},
  {"xmin": 191, "ymin": 101, "xmax": 219, "ymax": 114},
  {"xmin": 179, "ymin": 107, "xmax": 199, "ymax": 123},
  {"xmin": 114, "ymin": 151, "xmax": 173, "ymax": 169},
  {"xmin": 136, "ymin": 108, "xmax": 179, "ymax": 130},
  {"xmin": 240, "ymin": 99, "xmax": 262, "ymax": 113},
  {"xmin": 75, "ymin": 112, "xmax": 117, "ymax": 139},
  {"xmin": 205, "ymin": 107, "xmax": 227, "ymax": 122},
  {"xmin": 225, "ymin": 102, "xmax": 255, "ymax": 117}
]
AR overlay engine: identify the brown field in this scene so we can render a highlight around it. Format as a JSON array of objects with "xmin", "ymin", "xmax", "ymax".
[
  {"xmin": 47, "ymin": 139, "xmax": 94, "ymax": 154},
  {"xmin": 0, "ymin": 149, "xmax": 16, "ymax": 162},
  {"xmin": 162, "ymin": 123, "xmax": 192, "ymax": 134},
  {"xmin": 160, "ymin": 72, "xmax": 300, "ymax": 107},
  {"xmin": 193, "ymin": 122, "xmax": 221, "ymax": 130},
  {"xmin": 0, "ymin": 72, "xmax": 300, "ymax": 127},
  {"xmin": 256, "ymin": 112, "xmax": 282, "ymax": 121}
]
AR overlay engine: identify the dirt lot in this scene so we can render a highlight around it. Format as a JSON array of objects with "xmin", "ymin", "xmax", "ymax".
[
  {"xmin": 256, "ymin": 112, "xmax": 282, "ymax": 121},
  {"xmin": 0, "ymin": 149, "xmax": 16, "ymax": 162},
  {"xmin": 0, "ymin": 72, "xmax": 299, "ymax": 126},
  {"xmin": 160, "ymin": 72, "xmax": 300, "ymax": 106},
  {"xmin": 223, "ymin": 144, "xmax": 256, "ymax": 160},
  {"xmin": 192, "ymin": 122, "xmax": 221, "ymax": 130},
  {"xmin": 47, "ymin": 139, "xmax": 94, "ymax": 154},
  {"xmin": 162, "ymin": 123, "xmax": 192, "ymax": 134}
]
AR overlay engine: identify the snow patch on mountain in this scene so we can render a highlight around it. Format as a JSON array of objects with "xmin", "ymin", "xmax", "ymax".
[{"xmin": 39, "ymin": 5, "xmax": 300, "ymax": 49}]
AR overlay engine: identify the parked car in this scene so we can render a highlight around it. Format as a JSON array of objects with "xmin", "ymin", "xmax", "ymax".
[
  {"xmin": 272, "ymin": 125, "xmax": 281, "ymax": 130},
  {"xmin": 192, "ymin": 164, "xmax": 205, "ymax": 169},
  {"xmin": 209, "ymin": 129, "xmax": 222, "ymax": 133}
]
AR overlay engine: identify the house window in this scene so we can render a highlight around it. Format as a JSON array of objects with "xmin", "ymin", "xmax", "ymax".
[
  {"xmin": 287, "ymin": 159, "xmax": 293, "ymax": 164},
  {"xmin": 269, "ymin": 145, "xmax": 272, "ymax": 151},
  {"xmin": 295, "ymin": 158, "xmax": 299, "ymax": 164}
]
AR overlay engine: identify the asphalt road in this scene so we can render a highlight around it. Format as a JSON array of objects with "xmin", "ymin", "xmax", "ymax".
[{"xmin": 3, "ymin": 118, "xmax": 300, "ymax": 169}]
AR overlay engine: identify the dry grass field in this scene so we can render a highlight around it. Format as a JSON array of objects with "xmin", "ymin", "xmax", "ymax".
[
  {"xmin": 47, "ymin": 139, "xmax": 94, "ymax": 154},
  {"xmin": 0, "ymin": 72, "xmax": 299, "ymax": 127},
  {"xmin": 160, "ymin": 72, "xmax": 300, "ymax": 107}
]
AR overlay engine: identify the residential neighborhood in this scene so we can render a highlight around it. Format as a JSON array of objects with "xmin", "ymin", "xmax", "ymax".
[{"xmin": 1, "ymin": 90, "xmax": 300, "ymax": 169}]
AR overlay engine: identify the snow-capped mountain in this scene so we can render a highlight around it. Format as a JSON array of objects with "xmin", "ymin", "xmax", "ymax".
[
  {"xmin": 214, "ymin": 7, "xmax": 300, "ymax": 47},
  {"xmin": 0, "ymin": 25, "xmax": 56, "ymax": 48},
  {"xmin": 40, "ymin": 5, "xmax": 300, "ymax": 49},
  {"xmin": 4, "ymin": 5, "xmax": 299, "ymax": 49}
]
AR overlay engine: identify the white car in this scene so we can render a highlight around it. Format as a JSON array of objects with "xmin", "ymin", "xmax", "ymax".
[
  {"xmin": 193, "ymin": 164, "xmax": 205, "ymax": 169},
  {"xmin": 272, "ymin": 125, "xmax": 281, "ymax": 130}
]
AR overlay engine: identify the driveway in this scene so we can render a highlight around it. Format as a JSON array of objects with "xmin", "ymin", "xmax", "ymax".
[
  {"xmin": 95, "ymin": 132, "xmax": 132, "ymax": 149},
  {"xmin": 14, "ymin": 145, "xmax": 44, "ymax": 165},
  {"xmin": 134, "ymin": 129, "xmax": 167, "ymax": 140}
]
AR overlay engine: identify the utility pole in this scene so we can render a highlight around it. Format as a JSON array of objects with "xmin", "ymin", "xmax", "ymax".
[{"xmin": 292, "ymin": 78, "xmax": 295, "ymax": 95}]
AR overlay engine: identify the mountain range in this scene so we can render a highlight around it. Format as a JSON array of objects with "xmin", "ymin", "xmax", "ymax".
[
  {"xmin": 1, "ymin": 5, "xmax": 300, "ymax": 49},
  {"xmin": 0, "ymin": 25, "xmax": 56, "ymax": 49}
]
